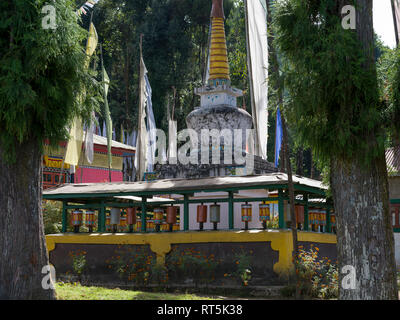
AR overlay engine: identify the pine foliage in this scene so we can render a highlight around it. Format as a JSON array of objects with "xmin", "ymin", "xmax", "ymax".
[
  {"xmin": 272, "ymin": 0, "xmax": 384, "ymax": 164},
  {"xmin": 0, "ymin": 0, "xmax": 100, "ymax": 162}
]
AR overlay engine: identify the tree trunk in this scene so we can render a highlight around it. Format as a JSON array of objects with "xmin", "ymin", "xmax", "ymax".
[
  {"xmin": 330, "ymin": 0, "xmax": 398, "ymax": 300},
  {"xmin": 0, "ymin": 138, "xmax": 55, "ymax": 300},
  {"xmin": 331, "ymin": 154, "xmax": 398, "ymax": 299},
  {"xmin": 294, "ymin": 147, "xmax": 302, "ymax": 176},
  {"xmin": 124, "ymin": 45, "xmax": 130, "ymax": 128},
  {"xmin": 281, "ymin": 114, "xmax": 300, "ymax": 299}
]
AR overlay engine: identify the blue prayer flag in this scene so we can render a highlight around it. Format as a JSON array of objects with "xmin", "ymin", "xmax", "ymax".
[{"xmin": 274, "ymin": 107, "xmax": 283, "ymax": 167}]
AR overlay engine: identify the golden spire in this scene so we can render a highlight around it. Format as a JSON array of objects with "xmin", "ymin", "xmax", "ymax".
[{"xmin": 208, "ymin": 0, "xmax": 230, "ymax": 85}]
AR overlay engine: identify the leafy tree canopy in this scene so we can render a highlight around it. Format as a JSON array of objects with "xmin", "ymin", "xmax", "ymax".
[
  {"xmin": 272, "ymin": 0, "xmax": 387, "ymax": 165},
  {"xmin": 0, "ymin": 0, "xmax": 100, "ymax": 162}
]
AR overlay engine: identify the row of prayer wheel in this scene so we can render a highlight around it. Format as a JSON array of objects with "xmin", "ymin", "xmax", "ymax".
[
  {"xmin": 106, "ymin": 206, "xmax": 178, "ymax": 233},
  {"xmin": 71, "ymin": 205, "xmax": 335, "ymax": 233},
  {"xmin": 71, "ymin": 206, "xmax": 179, "ymax": 233},
  {"xmin": 196, "ymin": 202, "xmax": 271, "ymax": 230},
  {"xmin": 308, "ymin": 209, "xmax": 327, "ymax": 226},
  {"xmin": 71, "ymin": 209, "xmax": 96, "ymax": 233}
]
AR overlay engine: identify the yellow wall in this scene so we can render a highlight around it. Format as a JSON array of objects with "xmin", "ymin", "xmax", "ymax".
[{"xmin": 46, "ymin": 230, "xmax": 336, "ymax": 276}]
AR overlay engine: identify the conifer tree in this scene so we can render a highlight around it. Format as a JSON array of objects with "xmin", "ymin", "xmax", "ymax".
[
  {"xmin": 274, "ymin": 0, "xmax": 398, "ymax": 299},
  {"xmin": 0, "ymin": 0, "xmax": 99, "ymax": 299}
]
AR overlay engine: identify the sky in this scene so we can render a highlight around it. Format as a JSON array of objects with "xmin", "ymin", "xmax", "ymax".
[{"xmin": 374, "ymin": 0, "xmax": 397, "ymax": 48}]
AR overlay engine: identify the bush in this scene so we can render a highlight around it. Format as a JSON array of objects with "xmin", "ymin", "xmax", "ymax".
[
  {"xmin": 67, "ymin": 249, "xmax": 87, "ymax": 283},
  {"xmin": 294, "ymin": 245, "xmax": 338, "ymax": 299},
  {"xmin": 166, "ymin": 247, "xmax": 219, "ymax": 286},
  {"xmin": 107, "ymin": 245, "xmax": 164, "ymax": 287},
  {"xmin": 43, "ymin": 200, "xmax": 62, "ymax": 234}
]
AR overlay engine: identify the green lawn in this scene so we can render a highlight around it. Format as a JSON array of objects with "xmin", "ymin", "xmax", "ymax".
[{"xmin": 55, "ymin": 282, "xmax": 222, "ymax": 300}]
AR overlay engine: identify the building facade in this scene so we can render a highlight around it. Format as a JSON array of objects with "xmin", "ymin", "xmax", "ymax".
[{"xmin": 43, "ymin": 134, "xmax": 135, "ymax": 189}]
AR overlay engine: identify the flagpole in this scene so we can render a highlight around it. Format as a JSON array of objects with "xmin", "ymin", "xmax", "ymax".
[
  {"xmin": 136, "ymin": 34, "xmax": 144, "ymax": 181},
  {"xmin": 274, "ymin": 107, "xmax": 278, "ymax": 167},
  {"xmin": 100, "ymin": 43, "xmax": 112, "ymax": 182}
]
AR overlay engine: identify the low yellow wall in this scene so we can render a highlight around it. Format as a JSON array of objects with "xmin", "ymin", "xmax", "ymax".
[{"xmin": 46, "ymin": 230, "xmax": 337, "ymax": 276}]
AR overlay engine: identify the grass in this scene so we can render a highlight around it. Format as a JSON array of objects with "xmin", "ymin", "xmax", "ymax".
[{"xmin": 55, "ymin": 282, "xmax": 222, "ymax": 300}]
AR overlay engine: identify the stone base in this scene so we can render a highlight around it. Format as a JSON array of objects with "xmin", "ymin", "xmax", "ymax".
[
  {"xmin": 186, "ymin": 104, "xmax": 253, "ymax": 152},
  {"xmin": 154, "ymin": 155, "xmax": 277, "ymax": 180}
]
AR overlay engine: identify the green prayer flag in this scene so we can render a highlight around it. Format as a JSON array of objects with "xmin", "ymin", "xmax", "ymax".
[{"xmin": 102, "ymin": 66, "xmax": 112, "ymax": 168}]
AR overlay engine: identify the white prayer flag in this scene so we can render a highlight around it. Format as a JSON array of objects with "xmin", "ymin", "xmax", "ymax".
[
  {"xmin": 245, "ymin": 0, "xmax": 269, "ymax": 160},
  {"xmin": 135, "ymin": 57, "xmax": 149, "ymax": 181}
]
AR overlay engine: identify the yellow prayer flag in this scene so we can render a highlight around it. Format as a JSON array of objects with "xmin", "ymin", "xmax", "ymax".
[
  {"xmin": 64, "ymin": 117, "xmax": 84, "ymax": 166},
  {"xmin": 85, "ymin": 23, "xmax": 98, "ymax": 65},
  {"xmin": 65, "ymin": 23, "xmax": 98, "ymax": 167}
]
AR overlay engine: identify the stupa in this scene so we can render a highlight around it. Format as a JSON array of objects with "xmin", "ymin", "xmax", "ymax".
[
  {"xmin": 186, "ymin": 0, "xmax": 252, "ymax": 153},
  {"xmin": 155, "ymin": 0, "xmax": 276, "ymax": 179}
]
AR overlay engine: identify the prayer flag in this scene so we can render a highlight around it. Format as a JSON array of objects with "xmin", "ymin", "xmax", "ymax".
[
  {"xmin": 274, "ymin": 107, "xmax": 283, "ymax": 168},
  {"xmin": 102, "ymin": 66, "xmax": 113, "ymax": 168},
  {"xmin": 245, "ymin": 0, "xmax": 269, "ymax": 160}
]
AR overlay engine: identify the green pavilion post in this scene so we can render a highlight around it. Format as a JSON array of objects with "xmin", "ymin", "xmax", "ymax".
[
  {"xmin": 62, "ymin": 200, "xmax": 67, "ymax": 233},
  {"xmin": 184, "ymin": 194, "xmax": 189, "ymax": 231},
  {"xmin": 326, "ymin": 208, "xmax": 331, "ymax": 233},
  {"xmin": 304, "ymin": 194, "xmax": 309, "ymax": 231},
  {"xmin": 228, "ymin": 191, "xmax": 234, "ymax": 230},
  {"xmin": 99, "ymin": 201, "xmax": 106, "ymax": 232},
  {"xmin": 278, "ymin": 189, "xmax": 285, "ymax": 229},
  {"xmin": 141, "ymin": 197, "xmax": 147, "ymax": 232}
]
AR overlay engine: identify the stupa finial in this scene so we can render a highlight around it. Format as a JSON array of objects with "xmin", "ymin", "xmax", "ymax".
[
  {"xmin": 211, "ymin": 0, "xmax": 224, "ymax": 18},
  {"xmin": 208, "ymin": 0, "xmax": 230, "ymax": 85}
]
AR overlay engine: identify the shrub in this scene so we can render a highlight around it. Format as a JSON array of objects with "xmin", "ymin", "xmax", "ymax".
[
  {"xmin": 68, "ymin": 250, "xmax": 87, "ymax": 282},
  {"xmin": 166, "ymin": 247, "xmax": 219, "ymax": 286},
  {"xmin": 107, "ymin": 245, "xmax": 162, "ymax": 287},
  {"xmin": 43, "ymin": 200, "xmax": 62, "ymax": 234},
  {"xmin": 295, "ymin": 245, "xmax": 338, "ymax": 299},
  {"xmin": 221, "ymin": 249, "xmax": 255, "ymax": 286}
]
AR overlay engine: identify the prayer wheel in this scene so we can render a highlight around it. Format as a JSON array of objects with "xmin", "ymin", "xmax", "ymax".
[
  {"xmin": 210, "ymin": 204, "xmax": 221, "ymax": 230},
  {"xmin": 126, "ymin": 207, "xmax": 137, "ymax": 233},
  {"xmin": 166, "ymin": 206, "xmax": 178, "ymax": 232},
  {"xmin": 309, "ymin": 208, "xmax": 317, "ymax": 228},
  {"xmin": 136, "ymin": 220, "xmax": 142, "ymax": 232},
  {"xmin": 147, "ymin": 220, "xmax": 155, "ymax": 232},
  {"xmin": 320, "ymin": 210, "xmax": 327, "ymax": 226},
  {"xmin": 330, "ymin": 214, "xmax": 336, "ymax": 227},
  {"xmin": 316, "ymin": 211, "xmax": 321, "ymax": 226},
  {"xmin": 197, "ymin": 204, "xmax": 208, "ymax": 230},
  {"xmin": 295, "ymin": 205, "xmax": 305, "ymax": 225},
  {"xmin": 153, "ymin": 208, "xmax": 164, "ymax": 232},
  {"xmin": 241, "ymin": 203, "xmax": 252, "ymax": 230},
  {"xmin": 259, "ymin": 203, "xmax": 270, "ymax": 230},
  {"xmin": 85, "ymin": 209, "xmax": 95, "ymax": 233},
  {"xmin": 105, "ymin": 215, "xmax": 111, "ymax": 232},
  {"xmin": 317, "ymin": 210, "xmax": 322, "ymax": 226},
  {"xmin": 119, "ymin": 216, "xmax": 127, "ymax": 232},
  {"xmin": 110, "ymin": 208, "xmax": 121, "ymax": 233},
  {"xmin": 330, "ymin": 213, "xmax": 337, "ymax": 233},
  {"xmin": 72, "ymin": 210, "xmax": 83, "ymax": 233}
]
